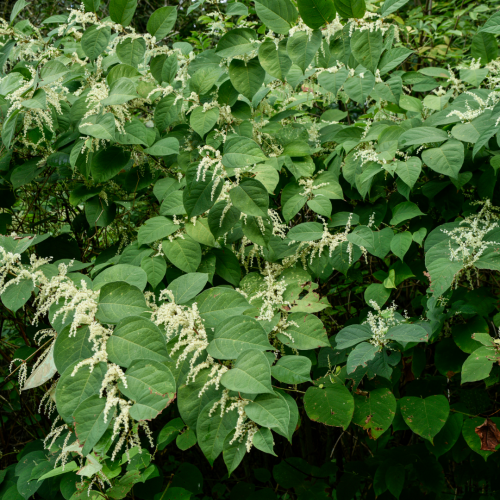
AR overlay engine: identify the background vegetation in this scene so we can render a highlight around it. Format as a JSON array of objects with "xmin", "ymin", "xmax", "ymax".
[{"xmin": 0, "ymin": 0, "xmax": 500, "ymax": 499}]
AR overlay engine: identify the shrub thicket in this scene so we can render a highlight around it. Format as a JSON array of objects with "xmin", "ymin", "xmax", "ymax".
[{"xmin": 1, "ymin": 0, "xmax": 500, "ymax": 498}]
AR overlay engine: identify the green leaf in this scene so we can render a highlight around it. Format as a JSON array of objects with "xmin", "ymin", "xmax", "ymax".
[
  {"xmin": 141, "ymin": 255, "xmax": 167, "ymax": 289},
  {"xmin": 109, "ymin": 0, "xmax": 137, "ymax": 27},
  {"xmin": 190, "ymin": 107, "xmax": 219, "ymax": 138},
  {"xmin": 53, "ymin": 325, "xmax": 93, "ymax": 375},
  {"xmin": 335, "ymin": 324, "xmax": 372, "ymax": 349},
  {"xmin": 197, "ymin": 398, "xmax": 238, "ymax": 465},
  {"xmin": 350, "ymin": 29, "xmax": 382, "ymax": 74},
  {"xmin": 1, "ymin": 279, "xmax": 33, "ymax": 312},
  {"xmin": 398, "ymin": 127, "xmax": 449, "ymax": 148},
  {"xmin": 147, "ymin": 6, "xmax": 177, "ymax": 40},
  {"xmin": 288, "ymin": 222, "xmax": 324, "ymax": 241},
  {"xmin": 421, "ymin": 140, "xmax": 464, "ymax": 180},
  {"xmin": 425, "ymin": 412, "xmax": 463, "ymax": 457},
  {"xmin": 144, "ymin": 137, "xmax": 179, "ymax": 156},
  {"xmin": 216, "ymin": 28, "xmax": 258, "ymax": 57},
  {"xmin": 461, "ymin": 346, "xmax": 495, "ymax": 383},
  {"xmin": 271, "ymin": 356, "xmax": 312, "ymax": 384},
  {"xmin": 286, "ymin": 30, "xmax": 322, "ymax": 72},
  {"xmin": 246, "ymin": 393, "xmax": 291, "ymax": 436},
  {"xmin": 255, "ymin": 0, "xmax": 298, "ymax": 33},
  {"xmin": 178, "ymin": 368, "xmax": 223, "ymax": 429},
  {"xmin": 93, "ymin": 264, "xmax": 148, "ymax": 291},
  {"xmin": 221, "ymin": 350, "xmax": 273, "ymax": 394},
  {"xmin": 318, "ymin": 68, "xmax": 349, "ymax": 95},
  {"xmin": 304, "ymin": 384, "xmax": 354, "ymax": 429},
  {"xmin": 334, "ymin": 0, "xmax": 365, "ymax": 18},
  {"xmin": 194, "ymin": 287, "xmax": 250, "ymax": 329},
  {"xmin": 166, "ymin": 272, "xmax": 208, "ymax": 304},
  {"xmin": 395, "ymin": 157, "xmax": 421, "ymax": 189},
  {"xmin": 207, "ymin": 316, "xmax": 272, "ymax": 360},
  {"xmin": 183, "ymin": 170, "xmax": 223, "ymax": 218},
  {"xmin": 399, "ymin": 395, "xmax": 450, "ymax": 443},
  {"xmin": 138, "ymin": 216, "xmax": 178, "ymax": 246},
  {"xmin": 10, "ymin": 0, "xmax": 28, "ymax": 23},
  {"xmin": 479, "ymin": 10, "xmax": 500, "ymax": 34},
  {"xmin": 90, "ymin": 146, "xmax": 129, "ymax": 183},
  {"xmin": 80, "ymin": 113, "xmax": 116, "ymax": 141},
  {"xmin": 252, "ymin": 427, "xmax": 277, "ymax": 455},
  {"xmin": 346, "ymin": 342, "xmax": 379, "ymax": 373},
  {"xmin": 352, "ymin": 387, "xmax": 396, "ymax": 439},
  {"xmin": 162, "ymin": 237, "xmax": 202, "ymax": 273},
  {"xmin": 55, "ymin": 362, "xmax": 106, "ymax": 424},
  {"xmin": 343, "ymin": 68, "xmax": 375, "ymax": 103},
  {"xmin": 81, "ymin": 25, "xmax": 111, "ymax": 60},
  {"xmin": 155, "ymin": 95, "xmax": 181, "ymax": 131},
  {"xmin": 228, "ymin": 58, "xmax": 266, "ymax": 100},
  {"xmin": 385, "ymin": 323, "xmax": 429, "ymax": 344},
  {"xmin": 297, "ymin": 0, "xmax": 335, "ymax": 29},
  {"xmin": 471, "ymin": 32, "xmax": 498, "ymax": 64},
  {"xmin": 107, "ymin": 316, "xmax": 169, "ymax": 368},
  {"xmin": 223, "ymin": 432, "xmax": 246, "ymax": 476},
  {"xmin": 119, "ymin": 359, "xmax": 176, "ymax": 420},
  {"xmin": 74, "ymin": 395, "xmax": 110, "ymax": 456},
  {"xmin": 176, "ymin": 428, "xmax": 197, "ymax": 451},
  {"xmin": 379, "ymin": 0, "xmax": 410, "ymax": 16},
  {"xmin": 258, "ymin": 39, "xmax": 292, "ymax": 80},
  {"xmin": 277, "ymin": 312, "xmax": 329, "ymax": 350},
  {"xmin": 390, "ymin": 231, "xmax": 412, "ymax": 260},
  {"xmin": 116, "ymin": 37, "xmax": 146, "ymax": 66},
  {"xmin": 96, "ymin": 282, "xmax": 150, "ymax": 325},
  {"xmin": 222, "ymin": 136, "xmax": 267, "ymax": 171},
  {"xmin": 390, "ymin": 201, "xmax": 425, "ymax": 226},
  {"xmin": 230, "ymin": 178, "xmax": 269, "ymax": 217}
]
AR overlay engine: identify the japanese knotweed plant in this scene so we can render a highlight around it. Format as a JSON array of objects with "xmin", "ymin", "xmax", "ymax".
[{"xmin": 1, "ymin": 0, "xmax": 500, "ymax": 496}]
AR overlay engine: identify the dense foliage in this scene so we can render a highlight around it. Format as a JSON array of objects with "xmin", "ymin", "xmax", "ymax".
[{"xmin": 1, "ymin": 0, "xmax": 500, "ymax": 499}]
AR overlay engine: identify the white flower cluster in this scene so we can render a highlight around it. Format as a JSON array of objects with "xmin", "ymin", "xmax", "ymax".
[
  {"xmin": 442, "ymin": 199, "xmax": 500, "ymax": 288},
  {"xmin": 364, "ymin": 300, "xmax": 403, "ymax": 347}
]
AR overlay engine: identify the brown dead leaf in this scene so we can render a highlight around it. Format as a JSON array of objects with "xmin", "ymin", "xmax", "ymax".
[{"xmin": 475, "ymin": 418, "xmax": 500, "ymax": 451}]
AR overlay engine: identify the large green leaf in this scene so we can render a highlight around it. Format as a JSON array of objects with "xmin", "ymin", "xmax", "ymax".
[
  {"xmin": 346, "ymin": 342, "xmax": 379, "ymax": 373},
  {"xmin": 343, "ymin": 68, "xmax": 375, "ymax": 103},
  {"xmin": 55, "ymin": 362, "xmax": 106, "ymax": 424},
  {"xmin": 109, "ymin": 0, "xmax": 137, "ymax": 26},
  {"xmin": 96, "ymin": 282, "xmax": 150, "ymax": 324},
  {"xmin": 286, "ymin": 30, "xmax": 322, "ymax": 72},
  {"xmin": 81, "ymin": 25, "xmax": 110, "ymax": 60},
  {"xmin": 352, "ymin": 387, "xmax": 396, "ymax": 439},
  {"xmin": 222, "ymin": 136, "xmax": 267, "ymax": 171},
  {"xmin": 334, "ymin": 0, "xmax": 365, "ymax": 18},
  {"xmin": 1, "ymin": 279, "xmax": 33, "ymax": 312},
  {"xmin": 190, "ymin": 107, "xmax": 219, "ymax": 138},
  {"xmin": 107, "ymin": 316, "xmax": 169, "ymax": 368},
  {"xmin": 138, "ymin": 216, "xmax": 178, "ymax": 246},
  {"xmin": 220, "ymin": 350, "xmax": 274, "ymax": 394},
  {"xmin": 335, "ymin": 324, "xmax": 372, "ymax": 349},
  {"xmin": 421, "ymin": 140, "xmax": 464, "ymax": 180},
  {"xmin": 147, "ymin": 6, "xmax": 177, "ymax": 39},
  {"xmin": 271, "ymin": 355, "xmax": 312, "ymax": 384},
  {"xmin": 216, "ymin": 28, "xmax": 258, "ymax": 57},
  {"xmin": 304, "ymin": 384, "xmax": 354, "ymax": 429},
  {"xmin": 119, "ymin": 359, "xmax": 176, "ymax": 420},
  {"xmin": 461, "ymin": 346, "xmax": 495, "ymax": 383},
  {"xmin": 166, "ymin": 272, "xmax": 208, "ymax": 304},
  {"xmin": 162, "ymin": 237, "xmax": 202, "ymax": 273},
  {"xmin": 197, "ymin": 398, "xmax": 238, "ymax": 465},
  {"xmin": 229, "ymin": 178, "xmax": 269, "ymax": 217},
  {"xmin": 255, "ymin": 0, "xmax": 298, "ymax": 34},
  {"xmin": 193, "ymin": 287, "xmax": 250, "ymax": 329},
  {"xmin": 399, "ymin": 395, "xmax": 450, "ymax": 443},
  {"xmin": 207, "ymin": 316, "xmax": 272, "ymax": 360},
  {"xmin": 228, "ymin": 58, "xmax": 265, "ymax": 99},
  {"xmin": 116, "ymin": 37, "xmax": 146, "ymax": 66},
  {"xmin": 53, "ymin": 324, "xmax": 93, "ymax": 375},
  {"xmin": 350, "ymin": 29, "xmax": 382, "ymax": 74},
  {"xmin": 258, "ymin": 39, "xmax": 292, "ymax": 80},
  {"xmin": 245, "ymin": 393, "xmax": 291, "ymax": 436},
  {"xmin": 277, "ymin": 312, "xmax": 329, "ymax": 350},
  {"xmin": 93, "ymin": 264, "xmax": 148, "ymax": 291},
  {"xmin": 90, "ymin": 146, "xmax": 130, "ymax": 183},
  {"xmin": 74, "ymin": 395, "xmax": 110, "ymax": 456}
]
